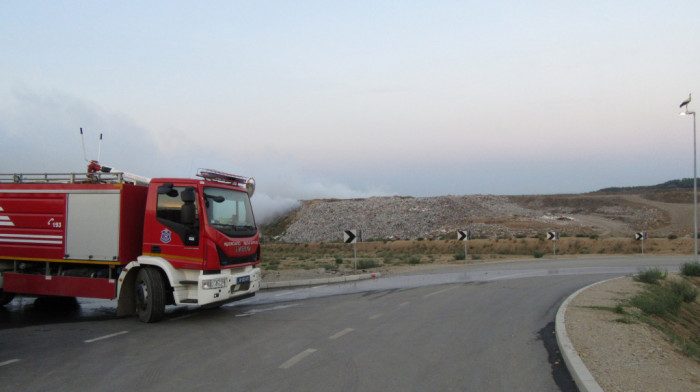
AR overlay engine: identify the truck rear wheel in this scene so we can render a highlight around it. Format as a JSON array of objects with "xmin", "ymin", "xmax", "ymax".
[{"xmin": 135, "ymin": 268, "xmax": 165, "ymax": 323}]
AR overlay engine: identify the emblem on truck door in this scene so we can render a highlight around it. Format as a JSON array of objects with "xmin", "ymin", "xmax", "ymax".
[{"xmin": 160, "ymin": 229, "xmax": 172, "ymax": 244}]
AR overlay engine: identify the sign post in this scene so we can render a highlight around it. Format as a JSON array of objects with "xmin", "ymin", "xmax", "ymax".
[
  {"xmin": 635, "ymin": 232, "xmax": 648, "ymax": 254},
  {"xmin": 457, "ymin": 230, "xmax": 471, "ymax": 260},
  {"xmin": 547, "ymin": 231, "xmax": 560, "ymax": 256},
  {"xmin": 344, "ymin": 230, "xmax": 358, "ymax": 272}
]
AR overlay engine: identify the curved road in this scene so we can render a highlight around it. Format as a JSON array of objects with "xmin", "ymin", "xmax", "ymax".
[{"xmin": 0, "ymin": 256, "xmax": 687, "ymax": 391}]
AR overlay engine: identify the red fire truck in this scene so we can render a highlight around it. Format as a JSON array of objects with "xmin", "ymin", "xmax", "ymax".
[{"xmin": 0, "ymin": 167, "xmax": 261, "ymax": 322}]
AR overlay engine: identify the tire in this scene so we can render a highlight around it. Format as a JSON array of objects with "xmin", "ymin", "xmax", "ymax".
[
  {"xmin": 134, "ymin": 268, "xmax": 166, "ymax": 323},
  {"xmin": 0, "ymin": 290, "xmax": 14, "ymax": 306}
]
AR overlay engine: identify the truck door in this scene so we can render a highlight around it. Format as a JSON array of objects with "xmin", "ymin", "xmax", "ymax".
[{"xmin": 145, "ymin": 185, "xmax": 204, "ymax": 269}]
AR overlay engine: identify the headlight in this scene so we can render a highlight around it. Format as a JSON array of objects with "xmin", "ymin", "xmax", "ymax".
[{"xmin": 202, "ymin": 277, "xmax": 227, "ymax": 290}]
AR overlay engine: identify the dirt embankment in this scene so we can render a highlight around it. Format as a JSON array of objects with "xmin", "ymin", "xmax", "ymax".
[{"xmin": 262, "ymin": 190, "xmax": 695, "ymax": 243}]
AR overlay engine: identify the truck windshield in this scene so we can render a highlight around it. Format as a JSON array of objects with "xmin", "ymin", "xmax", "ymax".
[{"xmin": 204, "ymin": 187, "xmax": 257, "ymax": 238}]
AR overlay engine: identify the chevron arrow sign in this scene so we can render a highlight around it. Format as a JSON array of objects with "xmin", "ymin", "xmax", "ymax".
[
  {"xmin": 344, "ymin": 230, "xmax": 357, "ymax": 244},
  {"xmin": 457, "ymin": 230, "xmax": 471, "ymax": 241},
  {"xmin": 547, "ymin": 231, "xmax": 559, "ymax": 240}
]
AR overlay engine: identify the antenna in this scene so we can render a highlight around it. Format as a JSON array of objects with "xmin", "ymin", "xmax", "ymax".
[
  {"xmin": 76, "ymin": 127, "xmax": 151, "ymax": 184},
  {"xmin": 80, "ymin": 128, "xmax": 89, "ymax": 162},
  {"xmin": 97, "ymin": 133, "xmax": 103, "ymax": 162},
  {"xmin": 80, "ymin": 127, "xmax": 101, "ymax": 174}
]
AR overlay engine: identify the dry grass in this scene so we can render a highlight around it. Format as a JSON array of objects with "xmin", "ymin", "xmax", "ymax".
[
  {"xmin": 621, "ymin": 275, "xmax": 700, "ymax": 362},
  {"xmin": 260, "ymin": 237, "xmax": 696, "ymax": 271}
]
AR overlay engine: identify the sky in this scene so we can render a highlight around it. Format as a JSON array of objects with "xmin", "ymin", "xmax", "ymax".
[{"xmin": 1, "ymin": 1, "xmax": 699, "ymax": 222}]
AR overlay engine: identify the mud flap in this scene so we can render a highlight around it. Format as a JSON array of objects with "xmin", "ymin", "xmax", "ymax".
[{"xmin": 116, "ymin": 269, "xmax": 137, "ymax": 317}]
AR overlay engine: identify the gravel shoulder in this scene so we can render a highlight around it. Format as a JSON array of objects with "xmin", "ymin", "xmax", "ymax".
[{"xmin": 565, "ymin": 276, "xmax": 700, "ymax": 391}]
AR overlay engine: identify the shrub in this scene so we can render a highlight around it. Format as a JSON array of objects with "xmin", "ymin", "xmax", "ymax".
[
  {"xmin": 630, "ymin": 285, "xmax": 682, "ymax": 316},
  {"xmin": 634, "ymin": 268, "xmax": 668, "ymax": 284},
  {"xmin": 589, "ymin": 234, "xmax": 599, "ymax": 240},
  {"xmin": 334, "ymin": 256, "xmax": 344, "ymax": 265},
  {"xmin": 668, "ymin": 234, "xmax": 678, "ymax": 240},
  {"xmin": 471, "ymin": 254, "xmax": 483, "ymax": 260},
  {"xmin": 454, "ymin": 253, "xmax": 466, "ymax": 261},
  {"xmin": 668, "ymin": 280, "xmax": 699, "ymax": 303},
  {"xmin": 533, "ymin": 250, "xmax": 545, "ymax": 258},
  {"xmin": 408, "ymin": 256, "xmax": 421, "ymax": 265},
  {"xmin": 681, "ymin": 262, "xmax": 700, "ymax": 277},
  {"xmin": 357, "ymin": 258, "xmax": 379, "ymax": 269},
  {"xmin": 614, "ymin": 304, "xmax": 626, "ymax": 314}
]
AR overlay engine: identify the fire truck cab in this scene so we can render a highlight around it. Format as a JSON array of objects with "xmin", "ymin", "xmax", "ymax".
[{"xmin": 0, "ymin": 169, "xmax": 261, "ymax": 322}]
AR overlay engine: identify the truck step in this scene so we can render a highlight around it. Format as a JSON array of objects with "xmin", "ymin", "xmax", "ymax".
[
  {"xmin": 179, "ymin": 280, "xmax": 198, "ymax": 285},
  {"xmin": 180, "ymin": 299, "xmax": 198, "ymax": 304}
]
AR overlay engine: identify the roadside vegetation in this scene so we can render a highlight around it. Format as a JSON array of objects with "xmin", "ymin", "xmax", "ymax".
[
  {"xmin": 259, "ymin": 237, "xmax": 697, "ymax": 272},
  {"xmin": 612, "ymin": 265, "xmax": 700, "ymax": 363}
]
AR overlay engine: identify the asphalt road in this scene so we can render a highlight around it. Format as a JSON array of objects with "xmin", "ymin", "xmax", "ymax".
[{"xmin": 0, "ymin": 256, "xmax": 688, "ymax": 392}]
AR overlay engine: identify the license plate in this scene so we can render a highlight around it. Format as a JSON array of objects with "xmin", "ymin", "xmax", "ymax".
[{"xmin": 237, "ymin": 275, "xmax": 251, "ymax": 284}]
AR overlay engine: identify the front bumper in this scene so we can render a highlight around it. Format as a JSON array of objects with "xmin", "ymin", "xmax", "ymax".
[{"xmin": 176, "ymin": 267, "xmax": 261, "ymax": 306}]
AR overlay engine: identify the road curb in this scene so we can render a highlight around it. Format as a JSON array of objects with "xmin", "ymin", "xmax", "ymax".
[
  {"xmin": 555, "ymin": 278, "xmax": 623, "ymax": 392},
  {"xmin": 260, "ymin": 272, "xmax": 381, "ymax": 289}
]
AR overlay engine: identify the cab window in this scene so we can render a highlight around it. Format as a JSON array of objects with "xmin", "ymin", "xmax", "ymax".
[{"xmin": 156, "ymin": 185, "xmax": 199, "ymax": 246}]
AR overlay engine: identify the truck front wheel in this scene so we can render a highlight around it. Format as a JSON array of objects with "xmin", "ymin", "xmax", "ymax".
[{"xmin": 135, "ymin": 268, "xmax": 165, "ymax": 323}]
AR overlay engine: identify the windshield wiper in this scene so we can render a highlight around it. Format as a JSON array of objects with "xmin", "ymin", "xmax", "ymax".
[{"xmin": 211, "ymin": 223, "xmax": 255, "ymax": 231}]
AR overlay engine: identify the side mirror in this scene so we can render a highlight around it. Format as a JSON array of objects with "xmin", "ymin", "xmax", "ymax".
[
  {"xmin": 204, "ymin": 193, "xmax": 225, "ymax": 203},
  {"xmin": 157, "ymin": 183, "xmax": 178, "ymax": 197}
]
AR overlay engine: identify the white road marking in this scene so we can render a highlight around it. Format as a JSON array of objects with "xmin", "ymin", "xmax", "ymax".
[
  {"xmin": 0, "ymin": 359, "xmax": 20, "ymax": 367},
  {"xmin": 235, "ymin": 303, "xmax": 300, "ymax": 317},
  {"xmin": 399, "ymin": 301, "xmax": 410, "ymax": 307},
  {"xmin": 369, "ymin": 313, "xmax": 383, "ymax": 320},
  {"xmin": 311, "ymin": 285, "xmax": 328, "ymax": 289},
  {"xmin": 279, "ymin": 349, "xmax": 317, "ymax": 369},
  {"xmin": 329, "ymin": 328, "xmax": 354, "ymax": 340},
  {"xmin": 84, "ymin": 330, "xmax": 129, "ymax": 343},
  {"xmin": 168, "ymin": 313, "xmax": 197, "ymax": 321},
  {"xmin": 424, "ymin": 286, "xmax": 457, "ymax": 298},
  {"xmin": 274, "ymin": 291, "xmax": 294, "ymax": 297}
]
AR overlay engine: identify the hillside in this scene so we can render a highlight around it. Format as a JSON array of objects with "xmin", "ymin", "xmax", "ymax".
[
  {"xmin": 260, "ymin": 184, "xmax": 696, "ymax": 243},
  {"xmin": 596, "ymin": 178, "xmax": 696, "ymax": 193}
]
